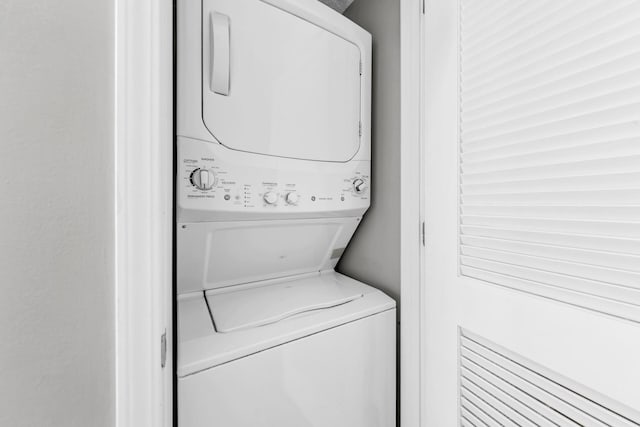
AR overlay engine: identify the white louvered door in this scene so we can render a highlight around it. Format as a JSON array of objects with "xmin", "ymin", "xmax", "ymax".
[{"xmin": 421, "ymin": 1, "xmax": 640, "ymax": 425}]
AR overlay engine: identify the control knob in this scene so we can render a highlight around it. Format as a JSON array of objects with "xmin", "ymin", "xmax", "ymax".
[
  {"xmin": 190, "ymin": 168, "xmax": 216, "ymax": 190},
  {"xmin": 263, "ymin": 191, "xmax": 278, "ymax": 205},
  {"xmin": 353, "ymin": 178, "xmax": 368, "ymax": 194},
  {"xmin": 285, "ymin": 192, "xmax": 300, "ymax": 205}
]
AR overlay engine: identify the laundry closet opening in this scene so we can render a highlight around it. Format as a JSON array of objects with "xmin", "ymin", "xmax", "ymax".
[{"xmin": 173, "ymin": 1, "xmax": 399, "ymax": 426}]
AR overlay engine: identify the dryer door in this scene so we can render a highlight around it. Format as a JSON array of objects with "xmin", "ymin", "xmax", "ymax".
[{"xmin": 202, "ymin": 0, "xmax": 362, "ymax": 162}]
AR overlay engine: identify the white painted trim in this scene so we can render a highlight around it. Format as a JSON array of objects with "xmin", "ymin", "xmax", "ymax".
[
  {"xmin": 400, "ymin": 0, "xmax": 423, "ymax": 426},
  {"xmin": 115, "ymin": 0, "xmax": 173, "ymax": 426}
]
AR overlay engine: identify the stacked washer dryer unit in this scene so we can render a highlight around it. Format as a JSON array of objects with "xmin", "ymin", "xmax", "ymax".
[{"xmin": 177, "ymin": 0, "xmax": 396, "ymax": 425}]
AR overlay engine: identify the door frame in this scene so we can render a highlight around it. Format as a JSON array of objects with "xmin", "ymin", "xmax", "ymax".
[
  {"xmin": 114, "ymin": 0, "xmax": 174, "ymax": 426},
  {"xmin": 400, "ymin": 0, "xmax": 424, "ymax": 426},
  {"xmin": 115, "ymin": 0, "xmax": 426, "ymax": 425}
]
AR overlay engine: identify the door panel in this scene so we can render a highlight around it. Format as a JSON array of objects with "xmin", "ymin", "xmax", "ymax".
[
  {"xmin": 422, "ymin": 1, "xmax": 640, "ymax": 425},
  {"xmin": 202, "ymin": 0, "xmax": 362, "ymax": 162}
]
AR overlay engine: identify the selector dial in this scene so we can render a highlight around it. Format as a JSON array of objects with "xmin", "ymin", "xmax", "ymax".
[
  {"xmin": 353, "ymin": 178, "xmax": 368, "ymax": 194},
  {"xmin": 263, "ymin": 191, "xmax": 278, "ymax": 205},
  {"xmin": 190, "ymin": 168, "xmax": 217, "ymax": 190},
  {"xmin": 285, "ymin": 192, "xmax": 300, "ymax": 205}
]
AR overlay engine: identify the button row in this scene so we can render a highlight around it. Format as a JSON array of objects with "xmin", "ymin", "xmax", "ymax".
[{"xmin": 263, "ymin": 191, "xmax": 299, "ymax": 205}]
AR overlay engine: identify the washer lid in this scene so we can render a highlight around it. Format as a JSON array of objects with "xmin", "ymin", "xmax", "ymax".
[
  {"xmin": 202, "ymin": 0, "xmax": 362, "ymax": 162},
  {"xmin": 206, "ymin": 273, "xmax": 364, "ymax": 333}
]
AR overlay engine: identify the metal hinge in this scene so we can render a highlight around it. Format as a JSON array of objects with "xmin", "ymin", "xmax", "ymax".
[
  {"xmin": 422, "ymin": 0, "xmax": 426, "ymax": 14},
  {"xmin": 421, "ymin": 221, "xmax": 426, "ymax": 246},
  {"xmin": 359, "ymin": 121, "xmax": 362, "ymax": 137},
  {"xmin": 359, "ymin": 60, "xmax": 363, "ymax": 75},
  {"xmin": 160, "ymin": 330, "xmax": 167, "ymax": 368}
]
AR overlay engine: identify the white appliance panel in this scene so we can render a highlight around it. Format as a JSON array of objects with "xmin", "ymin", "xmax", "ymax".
[
  {"xmin": 177, "ymin": 217, "xmax": 360, "ymax": 294},
  {"xmin": 177, "ymin": 0, "xmax": 372, "ymax": 163},
  {"xmin": 178, "ymin": 309, "xmax": 396, "ymax": 427},
  {"xmin": 177, "ymin": 137, "xmax": 370, "ymax": 222},
  {"xmin": 202, "ymin": 0, "xmax": 362, "ymax": 162}
]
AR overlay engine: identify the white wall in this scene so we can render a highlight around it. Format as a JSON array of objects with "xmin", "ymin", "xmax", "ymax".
[
  {"xmin": 338, "ymin": 0, "xmax": 402, "ymax": 303},
  {"xmin": 0, "ymin": 1, "xmax": 115, "ymax": 426}
]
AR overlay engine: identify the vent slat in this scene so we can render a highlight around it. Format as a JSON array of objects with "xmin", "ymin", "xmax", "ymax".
[
  {"xmin": 460, "ymin": 417, "xmax": 478, "ymax": 427},
  {"xmin": 463, "ymin": 0, "xmax": 612, "ymax": 70},
  {"xmin": 462, "ymin": 173, "xmax": 640, "ymax": 195},
  {"xmin": 462, "ymin": 89, "xmax": 640, "ymax": 144},
  {"xmin": 464, "ymin": 70, "xmax": 640, "ymax": 127},
  {"xmin": 461, "ymin": 205, "xmax": 640, "ymax": 222},
  {"xmin": 460, "ymin": 332, "xmax": 640, "ymax": 427},
  {"xmin": 460, "ymin": 216, "xmax": 640, "ymax": 239},
  {"xmin": 462, "ymin": 377, "xmax": 539, "ymax": 427},
  {"xmin": 463, "ymin": 1, "xmax": 636, "ymax": 70},
  {"xmin": 460, "ymin": 266, "xmax": 640, "ymax": 323},
  {"xmin": 461, "ymin": 139, "xmax": 640, "ymax": 173},
  {"xmin": 461, "ymin": 360, "xmax": 576, "ymax": 426},
  {"xmin": 459, "ymin": 255, "xmax": 640, "ymax": 303},
  {"xmin": 461, "ymin": 396, "xmax": 503, "ymax": 427},
  {"xmin": 461, "ymin": 389, "xmax": 513, "ymax": 426},
  {"xmin": 460, "ymin": 245, "xmax": 640, "ymax": 290},
  {"xmin": 460, "ymin": 235, "xmax": 640, "ymax": 273},
  {"xmin": 463, "ymin": 366, "xmax": 573, "ymax": 427},
  {"xmin": 461, "ymin": 155, "xmax": 640, "ymax": 185},
  {"xmin": 460, "ymin": 226, "xmax": 640, "ymax": 255},
  {"xmin": 464, "ymin": 56, "xmax": 640, "ymax": 120},
  {"xmin": 461, "ymin": 347, "xmax": 608, "ymax": 427},
  {"xmin": 462, "ymin": 406, "xmax": 491, "ymax": 427}
]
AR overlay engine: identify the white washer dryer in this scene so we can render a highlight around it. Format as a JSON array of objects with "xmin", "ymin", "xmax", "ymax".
[{"xmin": 176, "ymin": 0, "xmax": 396, "ymax": 426}]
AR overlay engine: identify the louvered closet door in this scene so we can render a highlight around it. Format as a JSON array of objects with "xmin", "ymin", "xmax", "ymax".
[{"xmin": 421, "ymin": 1, "xmax": 640, "ymax": 426}]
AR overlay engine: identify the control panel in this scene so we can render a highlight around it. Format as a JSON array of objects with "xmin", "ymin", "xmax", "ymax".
[{"xmin": 178, "ymin": 137, "xmax": 371, "ymax": 221}]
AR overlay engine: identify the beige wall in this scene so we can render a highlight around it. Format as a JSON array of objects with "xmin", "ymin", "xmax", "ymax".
[
  {"xmin": 338, "ymin": 0, "xmax": 402, "ymax": 303},
  {"xmin": 0, "ymin": 1, "xmax": 115, "ymax": 426}
]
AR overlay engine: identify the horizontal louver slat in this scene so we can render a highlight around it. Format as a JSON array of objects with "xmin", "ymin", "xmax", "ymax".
[
  {"xmin": 462, "ymin": 173, "xmax": 640, "ymax": 194},
  {"xmin": 460, "ymin": 347, "xmax": 610, "ymax": 427},
  {"xmin": 460, "ymin": 256, "xmax": 640, "ymax": 305},
  {"xmin": 460, "ymin": 0, "xmax": 640, "ymax": 321},
  {"xmin": 464, "ymin": 1, "xmax": 637, "ymax": 77},
  {"xmin": 462, "ymin": 104, "xmax": 640, "ymax": 148},
  {"xmin": 461, "ymin": 205, "xmax": 640, "ymax": 222},
  {"xmin": 463, "ymin": 70, "xmax": 640, "ymax": 128},
  {"xmin": 465, "ymin": 34, "xmax": 640, "ymax": 104},
  {"xmin": 461, "ymin": 389, "xmax": 513, "ymax": 426},
  {"xmin": 460, "ymin": 235, "xmax": 640, "ymax": 272},
  {"xmin": 459, "ymin": 330, "xmax": 640, "ymax": 427},
  {"xmin": 461, "ymin": 155, "xmax": 640, "ymax": 185},
  {"xmin": 461, "ymin": 407, "xmax": 490, "ymax": 427},
  {"xmin": 464, "ymin": 6, "xmax": 640, "ymax": 88},
  {"xmin": 461, "ymin": 397, "xmax": 502, "ymax": 427},
  {"xmin": 461, "ymin": 361, "xmax": 578, "ymax": 426},
  {"xmin": 460, "ymin": 245, "xmax": 640, "ymax": 289},
  {"xmin": 462, "ymin": 88, "xmax": 640, "ymax": 142},
  {"xmin": 461, "ymin": 367, "xmax": 558, "ymax": 427},
  {"xmin": 460, "ymin": 225, "xmax": 640, "ymax": 254},
  {"xmin": 462, "ymin": 138, "xmax": 640, "ymax": 172},
  {"xmin": 463, "ymin": 55, "xmax": 640, "ymax": 120},
  {"xmin": 462, "ymin": 377, "xmax": 539, "ymax": 427},
  {"xmin": 460, "ymin": 216, "xmax": 640, "ymax": 239}
]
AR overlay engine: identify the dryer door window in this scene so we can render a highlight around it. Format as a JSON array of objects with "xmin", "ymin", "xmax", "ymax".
[{"xmin": 202, "ymin": 0, "xmax": 362, "ymax": 162}]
